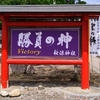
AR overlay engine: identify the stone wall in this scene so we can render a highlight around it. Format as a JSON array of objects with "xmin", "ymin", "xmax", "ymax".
[{"xmin": 9, "ymin": 64, "xmax": 74, "ymax": 75}]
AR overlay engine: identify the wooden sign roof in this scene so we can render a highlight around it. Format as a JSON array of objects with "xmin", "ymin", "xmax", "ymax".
[{"xmin": 0, "ymin": 5, "xmax": 100, "ymax": 13}]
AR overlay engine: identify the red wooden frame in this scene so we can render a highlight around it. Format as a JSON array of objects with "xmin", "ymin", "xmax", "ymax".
[
  {"xmin": 7, "ymin": 59, "xmax": 83, "ymax": 65},
  {"xmin": 82, "ymin": 15, "xmax": 89, "ymax": 89},
  {"xmin": 1, "ymin": 17, "xmax": 9, "ymax": 88},
  {"xmin": 7, "ymin": 21, "xmax": 82, "ymax": 27},
  {"xmin": 1, "ymin": 13, "xmax": 89, "ymax": 89}
]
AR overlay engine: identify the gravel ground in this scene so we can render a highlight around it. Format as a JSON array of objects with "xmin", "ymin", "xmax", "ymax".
[
  {"xmin": 0, "ymin": 83, "xmax": 100, "ymax": 100},
  {"xmin": 0, "ymin": 66, "xmax": 100, "ymax": 100}
]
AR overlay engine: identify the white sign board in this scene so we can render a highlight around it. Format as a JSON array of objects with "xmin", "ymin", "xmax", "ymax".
[{"xmin": 90, "ymin": 16, "xmax": 100, "ymax": 56}]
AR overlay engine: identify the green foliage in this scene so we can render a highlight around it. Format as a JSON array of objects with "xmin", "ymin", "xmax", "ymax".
[
  {"xmin": 0, "ymin": 0, "xmax": 86, "ymax": 5},
  {"xmin": 76, "ymin": 0, "xmax": 86, "ymax": 4},
  {"xmin": 0, "ymin": 0, "xmax": 53, "ymax": 5},
  {"xmin": 68, "ymin": 0, "xmax": 75, "ymax": 4},
  {"xmin": 0, "ymin": 0, "xmax": 20, "ymax": 5},
  {"xmin": 56, "ymin": 0, "xmax": 66, "ymax": 4},
  {"xmin": 64, "ymin": 0, "xmax": 75, "ymax": 4}
]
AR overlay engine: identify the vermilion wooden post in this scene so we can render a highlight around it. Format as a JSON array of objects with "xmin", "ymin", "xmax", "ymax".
[
  {"xmin": 82, "ymin": 15, "xmax": 89, "ymax": 89},
  {"xmin": 1, "ymin": 17, "xmax": 8, "ymax": 88}
]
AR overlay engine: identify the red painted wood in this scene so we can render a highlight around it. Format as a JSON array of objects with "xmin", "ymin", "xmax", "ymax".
[
  {"xmin": 5, "ymin": 12, "xmax": 100, "ymax": 18},
  {"xmin": 1, "ymin": 17, "xmax": 8, "ymax": 88},
  {"xmin": 81, "ymin": 15, "xmax": 89, "ymax": 89},
  {"xmin": 7, "ymin": 21, "xmax": 82, "ymax": 27},
  {"xmin": 0, "ymin": 15, "xmax": 4, "ymax": 20},
  {"xmin": 5, "ymin": 12, "xmax": 83, "ymax": 17},
  {"xmin": 7, "ymin": 59, "xmax": 83, "ymax": 65},
  {"xmin": 4, "ymin": 12, "xmax": 100, "ymax": 19}
]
